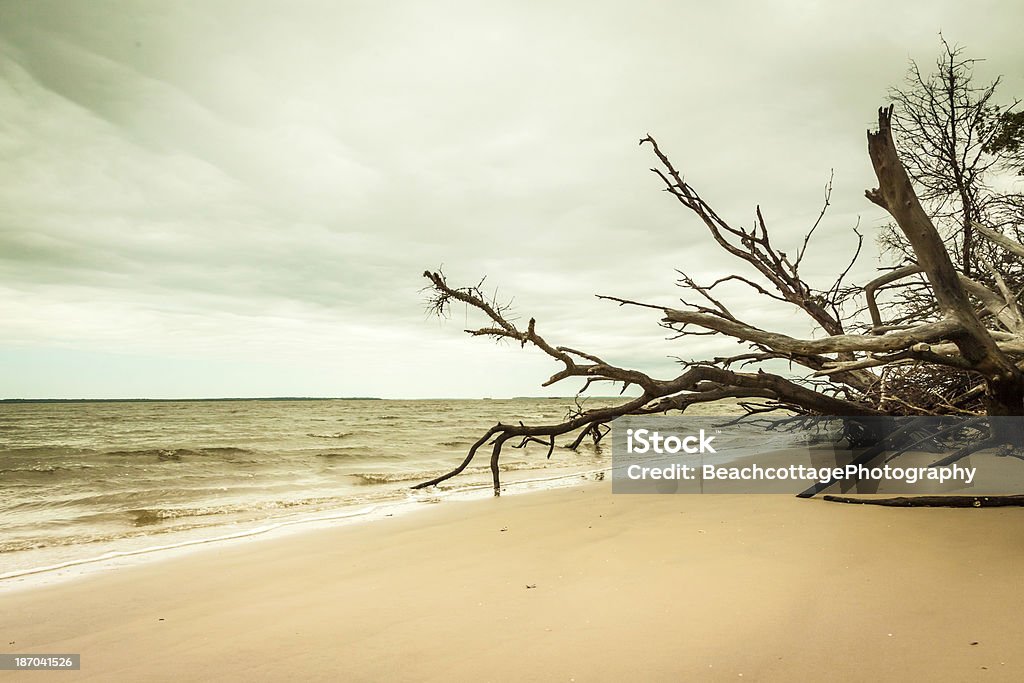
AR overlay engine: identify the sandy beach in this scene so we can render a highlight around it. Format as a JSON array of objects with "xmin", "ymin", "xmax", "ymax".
[
  {"xmin": 3, "ymin": 479, "xmax": 1024, "ymax": 682},
  {"xmin": 6, "ymin": 1, "xmax": 1024, "ymax": 681}
]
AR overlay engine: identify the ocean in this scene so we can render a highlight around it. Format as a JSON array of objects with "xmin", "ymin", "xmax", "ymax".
[{"xmin": 1, "ymin": 397, "xmax": 654, "ymax": 581}]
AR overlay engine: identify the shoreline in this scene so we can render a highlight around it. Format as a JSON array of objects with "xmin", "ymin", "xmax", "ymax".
[
  {"xmin": 4, "ymin": 479, "xmax": 1023, "ymax": 680},
  {"xmin": 7, "ymin": 438, "xmax": 1018, "ymax": 594},
  {"xmin": 0, "ymin": 396, "xmax": 631, "ymax": 586},
  {"xmin": 0, "ymin": 466, "xmax": 612, "ymax": 593}
]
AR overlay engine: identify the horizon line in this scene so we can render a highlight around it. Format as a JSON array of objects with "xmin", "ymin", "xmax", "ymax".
[{"xmin": 0, "ymin": 396, "xmax": 622, "ymax": 403}]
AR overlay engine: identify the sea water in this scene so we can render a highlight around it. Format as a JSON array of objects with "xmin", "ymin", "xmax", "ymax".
[
  {"xmin": 0, "ymin": 397, "xmax": 774, "ymax": 582},
  {"xmin": 0, "ymin": 397, "xmax": 651, "ymax": 579}
]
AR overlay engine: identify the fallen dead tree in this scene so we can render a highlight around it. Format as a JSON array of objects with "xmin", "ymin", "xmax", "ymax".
[{"xmin": 415, "ymin": 106, "xmax": 1024, "ymax": 499}]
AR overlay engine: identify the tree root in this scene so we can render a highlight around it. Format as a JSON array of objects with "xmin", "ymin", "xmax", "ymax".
[{"xmin": 822, "ymin": 494, "xmax": 1024, "ymax": 507}]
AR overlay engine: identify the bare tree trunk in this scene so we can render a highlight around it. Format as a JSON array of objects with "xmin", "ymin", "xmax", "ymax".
[{"xmin": 866, "ymin": 106, "xmax": 1024, "ymax": 416}]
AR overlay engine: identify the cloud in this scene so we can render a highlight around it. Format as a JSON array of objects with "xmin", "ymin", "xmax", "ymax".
[{"xmin": 0, "ymin": 0, "xmax": 1022, "ymax": 398}]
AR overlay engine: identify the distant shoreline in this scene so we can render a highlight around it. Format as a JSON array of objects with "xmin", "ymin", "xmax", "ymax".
[
  {"xmin": 0, "ymin": 397, "xmax": 383, "ymax": 404},
  {"xmin": 0, "ymin": 396, "xmax": 629, "ymax": 404}
]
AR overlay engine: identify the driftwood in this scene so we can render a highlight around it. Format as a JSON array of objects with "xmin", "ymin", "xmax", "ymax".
[
  {"xmin": 823, "ymin": 494, "xmax": 1024, "ymax": 508},
  {"xmin": 795, "ymin": 417, "xmax": 933, "ymax": 498},
  {"xmin": 417, "ymin": 106, "xmax": 1024, "ymax": 496}
]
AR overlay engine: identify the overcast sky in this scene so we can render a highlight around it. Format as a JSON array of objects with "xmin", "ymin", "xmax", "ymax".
[{"xmin": 1, "ymin": 0, "xmax": 1022, "ymax": 399}]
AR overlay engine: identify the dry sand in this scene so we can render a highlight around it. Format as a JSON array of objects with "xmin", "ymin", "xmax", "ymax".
[{"xmin": 3, "ymin": 481, "xmax": 1024, "ymax": 682}]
